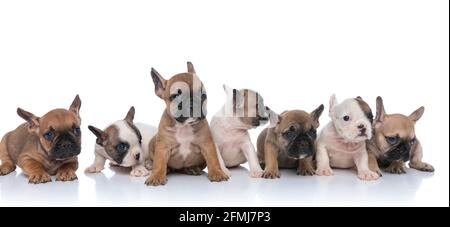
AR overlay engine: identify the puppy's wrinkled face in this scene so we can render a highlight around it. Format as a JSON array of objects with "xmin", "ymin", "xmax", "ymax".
[
  {"xmin": 223, "ymin": 86, "xmax": 270, "ymax": 129},
  {"xmin": 373, "ymin": 97, "xmax": 424, "ymax": 165},
  {"xmin": 38, "ymin": 110, "xmax": 82, "ymax": 160},
  {"xmin": 88, "ymin": 107, "xmax": 143, "ymax": 167},
  {"xmin": 17, "ymin": 95, "xmax": 82, "ymax": 161},
  {"xmin": 275, "ymin": 106, "xmax": 324, "ymax": 159},
  {"xmin": 151, "ymin": 62, "xmax": 207, "ymax": 125},
  {"xmin": 329, "ymin": 95, "xmax": 373, "ymax": 142}
]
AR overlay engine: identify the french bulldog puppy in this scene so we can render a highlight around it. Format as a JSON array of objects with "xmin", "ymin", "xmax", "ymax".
[
  {"xmin": 257, "ymin": 105, "xmax": 324, "ymax": 178},
  {"xmin": 367, "ymin": 96, "xmax": 434, "ymax": 174},
  {"xmin": 85, "ymin": 107, "xmax": 157, "ymax": 177},
  {"xmin": 315, "ymin": 95, "xmax": 379, "ymax": 181},
  {"xmin": 145, "ymin": 62, "xmax": 229, "ymax": 186},
  {"xmin": 0, "ymin": 95, "xmax": 82, "ymax": 184},
  {"xmin": 210, "ymin": 85, "xmax": 277, "ymax": 178}
]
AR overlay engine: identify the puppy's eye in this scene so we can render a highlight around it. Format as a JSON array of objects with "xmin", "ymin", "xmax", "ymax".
[
  {"xmin": 385, "ymin": 136, "xmax": 398, "ymax": 145},
  {"xmin": 289, "ymin": 126, "xmax": 295, "ymax": 132},
  {"xmin": 116, "ymin": 143, "xmax": 129, "ymax": 153},
  {"xmin": 201, "ymin": 93, "xmax": 207, "ymax": 101},
  {"xmin": 410, "ymin": 137, "xmax": 416, "ymax": 145},
  {"xmin": 43, "ymin": 131, "xmax": 54, "ymax": 141},
  {"xmin": 343, "ymin": 115, "xmax": 350, "ymax": 121},
  {"xmin": 73, "ymin": 127, "xmax": 81, "ymax": 136}
]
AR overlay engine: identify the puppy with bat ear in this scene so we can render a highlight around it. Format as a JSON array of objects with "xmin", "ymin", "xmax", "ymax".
[
  {"xmin": 0, "ymin": 95, "xmax": 82, "ymax": 184},
  {"xmin": 146, "ymin": 62, "xmax": 229, "ymax": 186},
  {"xmin": 85, "ymin": 107, "xmax": 157, "ymax": 177},
  {"xmin": 315, "ymin": 95, "xmax": 379, "ymax": 181},
  {"xmin": 367, "ymin": 96, "xmax": 434, "ymax": 174},
  {"xmin": 210, "ymin": 85, "xmax": 278, "ymax": 178},
  {"xmin": 257, "ymin": 105, "xmax": 324, "ymax": 178}
]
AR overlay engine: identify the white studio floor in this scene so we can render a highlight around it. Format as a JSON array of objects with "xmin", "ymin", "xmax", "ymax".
[{"xmin": 0, "ymin": 162, "xmax": 447, "ymax": 207}]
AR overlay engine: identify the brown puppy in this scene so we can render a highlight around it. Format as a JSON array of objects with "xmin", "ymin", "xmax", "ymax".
[
  {"xmin": 367, "ymin": 96, "xmax": 434, "ymax": 174},
  {"xmin": 257, "ymin": 105, "xmax": 324, "ymax": 178},
  {"xmin": 145, "ymin": 62, "xmax": 229, "ymax": 186},
  {"xmin": 0, "ymin": 95, "xmax": 82, "ymax": 184}
]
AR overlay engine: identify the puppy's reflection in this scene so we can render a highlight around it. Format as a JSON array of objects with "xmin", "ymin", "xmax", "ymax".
[{"xmin": 0, "ymin": 171, "xmax": 79, "ymax": 206}]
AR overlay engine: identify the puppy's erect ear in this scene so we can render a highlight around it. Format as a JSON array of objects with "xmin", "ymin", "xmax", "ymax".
[
  {"xmin": 329, "ymin": 94, "xmax": 338, "ymax": 115},
  {"xmin": 88, "ymin": 125, "xmax": 108, "ymax": 146},
  {"xmin": 311, "ymin": 104, "xmax": 324, "ymax": 128},
  {"xmin": 187, "ymin": 61, "xmax": 196, "ymax": 74},
  {"xmin": 223, "ymin": 84, "xmax": 234, "ymax": 96},
  {"xmin": 151, "ymin": 68, "xmax": 167, "ymax": 99},
  {"xmin": 409, "ymin": 106, "xmax": 425, "ymax": 123},
  {"xmin": 375, "ymin": 96, "xmax": 386, "ymax": 123},
  {"xmin": 266, "ymin": 107, "xmax": 281, "ymax": 128},
  {"xmin": 17, "ymin": 108, "xmax": 40, "ymax": 132},
  {"xmin": 124, "ymin": 106, "xmax": 135, "ymax": 123},
  {"xmin": 69, "ymin": 95, "xmax": 82, "ymax": 117}
]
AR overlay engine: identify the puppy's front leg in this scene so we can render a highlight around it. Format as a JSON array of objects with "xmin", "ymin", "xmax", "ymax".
[
  {"xmin": 57, "ymin": 160, "xmax": 78, "ymax": 182},
  {"xmin": 262, "ymin": 142, "xmax": 280, "ymax": 179},
  {"xmin": 297, "ymin": 157, "xmax": 315, "ymax": 176},
  {"xmin": 85, "ymin": 152, "xmax": 106, "ymax": 173},
  {"xmin": 216, "ymin": 147, "xmax": 231, "ymax": 177},
  {"xmin": 409, "ymin": 141, "xmax": 434, "ymax": 172},
  {"xmin": 368, "ymin": 152, "xmax": 382, "ymax": 176},
  {"xmin": 145, "ymin": 140, "xmax": 169, "ymax": 186},
  {"xmin": 315, "ymin": 143, "xmax": 333, "ymax": 176},
  {"xmin": 131, "ymin": 164, "xmax": 150, "ymax": 177},
  {"xmin": 353, "ymin": 151, "xmax": 379, "ymax": 181},
  {"xmin": 201, "ymin": 140, "xmax": 229, "ymax": 182},
  {"xmin": 19, "ymin": 157, "xmax": 51, "ymax": 184},
  {"xmin": 241, "ymin": 141, "xmax": 263, "ymax": 178}
]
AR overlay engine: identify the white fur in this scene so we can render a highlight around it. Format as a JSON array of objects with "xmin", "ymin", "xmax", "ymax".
[
  {"xmin": 173, "ymin": 123, "xmax": 195, "ymax": 160},
  {"xmin": 85, "ymin": 121, "xmax": 157, "ymax": 177},
  {"xmin": 315, "ymin": 95, "xmax": 379, "ymax": 181}
]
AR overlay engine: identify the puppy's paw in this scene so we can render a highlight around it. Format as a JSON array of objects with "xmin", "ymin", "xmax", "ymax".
[
  {"xmin": 316, "ymin": 166, "xmax": 334, "ymax": 176},
  {"xmin": 357, "ymin": 170, "xmax": 379, "ymax": 181},
  {"xmin": 0, "ymin": 164, "xmax": 15, "ymax": 176},
  {"xmin": 262, "ymin": 169, "xmax": 280, "ymax": 179},
  {"xmin": 85, "ymin": 165, "xmax": 104, "ymax": 174},
  {"xmin": 410, "ymin": 162, "xmax": 435, "ymax": 172},
  {"xmin": 297, "ymin": 165, "xmax": 315, "ymax": 176},
  {"xmin": 145, "ymin": 174, "xmax": 167, "ymax": 186},
  {"xmin": 130, "ymin": 165, "xmax": 150, "ymax": 177},
  {"xmin": 56, "ymin": 170, "xmax": 78, "ymax": 182},
  {"xmin": 385, "ymin": 163, "xmax": 407, "ymax": 174},
  {"xmin": 208, "ymin": 169, "xmax": 229, "ymax": 182},
  {"xmin": 223, "ymin": 167, "xmax": 232, "ymax": 178},
  {"xmin": 28, "ymin": 173, "xmax": 52, "ymax": 184},
  {"xmin": 250, "ymin": 169, "xmax": 264, "ymax": 178}
]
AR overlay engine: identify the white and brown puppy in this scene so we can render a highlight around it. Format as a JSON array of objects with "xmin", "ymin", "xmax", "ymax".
[
  {"xmin": 146, "ymin": 62, "xmax": 229, "ymax": 186},
  {"xmin": 367, "ymin": 96, "xmax": 434, "ymax": 174},
  {"xmin": 85, "ymin": 107, "xmax": 157, "ymax": 177},
  {"xmin": 315, "ymin": 95, "xmax": 379, "ymax": 181},
  {"xmin": 210, "ymin": 85, "xmax": 278, "ymax": 178},
  {"xmin": 257, "ymin": 106, "xmax": 324, "ymax": 178},
  {"xmin": 0, "ymin": 95, "xmax": 82, "ymax": 184}
]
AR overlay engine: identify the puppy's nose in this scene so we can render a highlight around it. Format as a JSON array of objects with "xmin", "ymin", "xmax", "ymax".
[
  {"xmin": 357, "ymin": 124, "xmax": 365, "ymax": 129},
  {"xmin": 135, "ymin": 153, "xmax": 140, "ymax": 161}
]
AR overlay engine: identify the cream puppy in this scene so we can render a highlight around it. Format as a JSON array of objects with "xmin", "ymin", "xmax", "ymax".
[
  {"xmin": 85, "ymin": 107, "xmax": 157, "ymax": 177},
  {"xmin": 210, "ymin": 85, "xmax": 278, "ymax": 178},
  {"xmin": 315, "ymin": 95, "xmax": 379, "ymax": 181}
]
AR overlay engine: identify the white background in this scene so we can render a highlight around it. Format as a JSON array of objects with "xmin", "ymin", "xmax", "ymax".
[{"xmin": 0, "ymin": 0, "xmax": 448, "ymax": 207}]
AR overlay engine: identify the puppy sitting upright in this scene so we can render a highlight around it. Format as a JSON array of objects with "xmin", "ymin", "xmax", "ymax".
[
  {"xmin": 257, "ymin": 105, "xmax": 324, "ymax": 178},
  {"xmin": 85, "ymin": 107, "xmax": 157, "ymax": 177},
  {"xmin": 146, "ymin": 62, "xmax": 229, "ymax": 186},
  {"xmin": 367, "ymin": 96, "xmax": 434, "ymax": 174},
  {"xmin": 211, "ymin": 85, "xmax": 277, "ymax": 178},
  {"xmin": 316, "ymin": 95, "xmax": 379, "ymax": 181},
  {"xmin": 0, "ymin": 95, "xmax": 82, "ymax": 184}
]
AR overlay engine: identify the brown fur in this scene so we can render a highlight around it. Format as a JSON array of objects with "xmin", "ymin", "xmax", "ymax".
[
  {"xmin": 0, "ymin": 95, "xmax": 82, "ymax": 184},
  {"xmin": 257, "ymin": 106, "xmax": 324, "ymax": 178},
  {"xmin": 145, "ymin": 62, "xmax": 228, "ymax": 186},
  {"xmin": 367, "ymin": 96, "xmax": 434, "ymax": 174}
]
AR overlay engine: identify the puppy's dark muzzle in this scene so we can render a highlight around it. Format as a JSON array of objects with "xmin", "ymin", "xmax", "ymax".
[
  {"xmin": 50, "ymin": 134, "xmax": 81, "ymax": 160},
  {"xmin": 286, "ymin": 136, "xmax": 315, "ymax": 159},
  {"xmin": 381, "ymin": 142, "xmax": 411, "ymax": 165}
]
